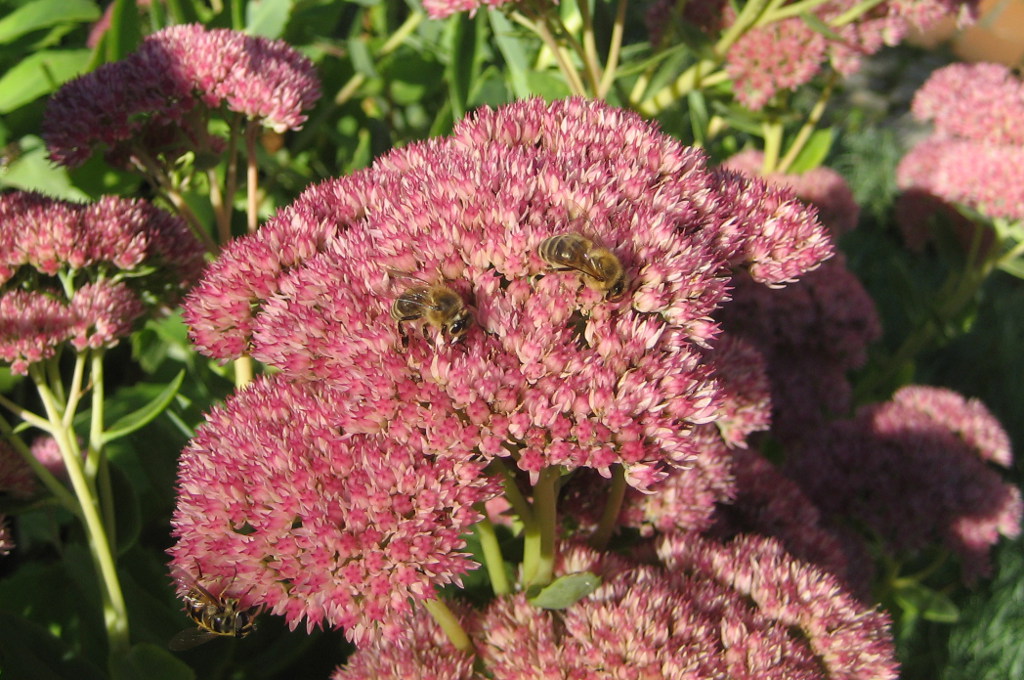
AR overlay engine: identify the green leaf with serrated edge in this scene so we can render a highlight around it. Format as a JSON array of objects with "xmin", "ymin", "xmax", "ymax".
[
  {"xmin": 527, "ymin": 572, "xmax": 601, "ymax": 609},
  {"xmin": 0, "ymin": 50, "xmax": 92, "ymax": 114},
  {"xmin": 786, "ymin": 128, "xmax": 835, "ymax": 174},
  {"xmin": 0, "ymin": 0, "xmax": 99, "ymax": 44},
  {"xmin": 246, "ymin": 0, "xmax": 294, "ymax": 39},
  {"xmin": 488, "ymin": 9, "xmax": 531, "ymax": 99},
  {"xmin": 98, "ymin": 371, "xmax": 185, "ymax": 446},
  {"xmin": 111, "ymin": 643, "xmax": 196, "ymax": 680}
]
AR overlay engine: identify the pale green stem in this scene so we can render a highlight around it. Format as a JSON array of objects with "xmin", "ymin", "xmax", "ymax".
[
  {"xmin": 511, "ymin": 11, "xmax": 588, "ymax": 96},
  {"xmin": 596, "ymin": 0, "xmax": 628, "ymax": 99},
  {"xmin": 715, "ymin": 0, "xmax": 771, "ymax": 54},
  {"xmin": 474, "ymin": 513, "xmax": 511, "ymax": 595},
  {"xmin": 207, "ymin": 167, "xmax": 231, "ymax": 245},
  {"xmin": 522, "ymin": 466, "xmax": 560, "ymax": 588},
  {"xmin": 589, "ymin": 465, "xmax": 625, "ymax": 551},
  {"xmin": 423, "ymin": 598, "xmax": 473, "ymax": 653},
  {"xmin": 761, "ymin": 119, "xmax": 783, "ymax": 173},
  {"xmin": 776, "ymin": 75, "xmax": 835, "ymax": 174},
  {"xmin": 831, "ymin": 0, "xmax": 887, "ymax": 27},
  {"xmin": 32, "ymin": 362, "xmax": 129, "ymax": 657},
  {"xmin": 333, "ymin": 11, "xmax": 425, "ymax": 106},
  {"xmin": 575, "ymin": 0, "xmax": 603, "ymax": 94},
  {"xmin": 234, "ymin": 355, "xmax": 254, "ymax": 388},
  {"xmin": 165, "ymin": 187, "xmax": 219, "ymax": 253},
  {"xmin": 759, "ymin": 0, "xmax": 827, "ymax": 24},
  {"xmin": 89, "ymin": 351, "xmax": 116, "ymax": 545},
  {"xmin": 245, "ymin": 121, "xmax": 260, "ymax": 233},
  {"xmin": 61, "ymin": 352, "xmax": 87, "ymax": 429},
  {"xmin": 0, "ymin": 392, "xmax": 53, "ymax": 432},
  {"xmin": 0, "ymin": 414, "xmax": 78, "ymax": 511},
  {"xmin": 223, "ymin": 114, "xmax": 242, "ymax": 242},
  {"xmin": 46, "ymin": 355, "xmax": 66, "ymax": 405},
  {"xmin": 637, "ymin": 62, "xmax": 728, "ymax": 116}
]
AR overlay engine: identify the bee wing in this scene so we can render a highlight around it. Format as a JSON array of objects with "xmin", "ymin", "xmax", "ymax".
[
  {"xmin": 168, "ymin": 627, "xmax": 220, "ymax": 651},
  {"xmin": 385, "ymin": 268, "xmax": 431, "ymax": 287}
]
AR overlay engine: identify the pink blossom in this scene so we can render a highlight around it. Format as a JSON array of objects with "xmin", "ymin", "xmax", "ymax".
[
  {"xmin": 726, "ymin": 18, "xmax": 827, "ymax": 110},
  {"xmin": 0, "ymin": 191, "xmax": 204, "ymax": 373},
  {"xmin": 911, "ymin": 62, "xmax": 1024, "ymax": 146},
  {"xmin": 422, "ymin": 0, "xmax": 522, "ymax": 19},
  {"xmin": 722, "ymin": 149, "xmax": 860, "ymax": 237},
  {"xmin": 44, "ymin": 24, "xmax": 319, "ymax": 167},
  {"xmin": 183, "ymin": 98, "xmax": 830, "ymax": 490},
  {"xmin": 336, "ymin": 536, "xmax": 896, "ymax": 679},
  {"xmin": 659, "ymin": 533, "xmax": 899, "ymax": 680},
  {"xmin": 168, "ymin": 374, "xmax": 498, "ymax": 644},
  {"xmin": 0, "ymin": 517, "xmax": 12, "ymax": 556},
  {"xmin": 787, "ymin": 386, "xmax": 1022, "ymax": 582},
  {"xmin": 0, "ymin": 290, "xmax": 73, "ymax": 374}
]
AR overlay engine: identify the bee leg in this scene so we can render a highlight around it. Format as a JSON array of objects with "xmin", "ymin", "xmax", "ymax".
[{"xmin": 397, "ymin": 322, "xmax": 410, "ymax": 349}]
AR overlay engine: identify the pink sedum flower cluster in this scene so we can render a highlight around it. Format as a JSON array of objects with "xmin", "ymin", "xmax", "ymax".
[
  {"xmin": 174, "ymin": 97, "xmax": 832, "ymax": 641},
  {"xmin": 788, "ymin": 385, "xmax": 1022, "ymax": 582},
  {"xmin": 43, "ymin": 24, "xmax": 320, "ymax": 168},
  {"xmin": 335, "ymin": 538, "xmax": 897, "ymax": 679},
  {"xmin": 169, "ymin": 375, "xmax": 498, "ymax": 644},
  {"xmin": 898, "ymin": 63, "xmax": 1024, "ymax": 222},
  {"xmin": 650, "ymin": 1, "xmax": 980, "ymax": 110},
  {"xmin": 0, "ymin": 191, "xmax": 204, "ymax": 373},
  {"xmin": 422, "ymin": 0, "xmax": 519, "ymax": 19}
]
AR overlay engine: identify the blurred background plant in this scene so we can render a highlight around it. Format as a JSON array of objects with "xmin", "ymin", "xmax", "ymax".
[{"xmin": 1, "ymin": 1, "xmax": 1022, "ymax": 679}]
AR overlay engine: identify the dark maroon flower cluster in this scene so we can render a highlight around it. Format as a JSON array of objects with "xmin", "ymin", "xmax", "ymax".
[
  {"xmin": 719, "ymin": 253, "xmax": 881, "ymax": 444},
  {"xmin": 0, "ymin": 191, "xmax": 204, "ymax": 373},
  {"xmin": 787, "ymin": 385, "xmax": 1022, "ymax": 582},
  {"xmin": 43, "ymin": 24, "xmax": 320, "ymax": 168}
]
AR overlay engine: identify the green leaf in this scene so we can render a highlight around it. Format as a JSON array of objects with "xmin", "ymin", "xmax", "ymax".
[
  {"xmin": 0, "ymin": 0, "xmax": 99, "ymax": 44},
  {"xmin": 246, "ymin": 0, "xmax": 294, "ymax": 39},
  {"xmin": 687, "ymin": 89, "xmax": 709, "ymax": 146},
  {"xmin": 524, "ymin": 70, "xmax": 572, "ymax": 100},
  {"xmin": 109, "ymin": 461, "xmax": 142, "ymax": 555},
  {"xmin": 106, "ymin": 0, "xmax": 142, "ymax": 63},
  {"xmin": 894, "ymin": 581, "xmax": 960, "ymax": 624},
  {"xmin": 800, "ymin": 12, "xmax": 844, "ymax": 43},
  {"xmin": 527, "ymin": 572, "xmax": 601, "ymax": 609},
  {"xmin": 98, "ymin": 371, "xmax": 185, "ymax": 446},
  {"xmin": 111, "ymin": 642, "xmax": 196, "ymax": 680},
  {"xmin": 348, "ymin": 37, "xmax": 377, "ymax": 79},
  {"xmin": 488, "ymin": 9, "xmax": 531, "ymax": 99},
  {"xmin": 0, "ymin": 611, "xmax": 106, "ymax": 680},
  {"xmin": 786, "ymin": 128, "xmax": 835, "ymax": 174},
  {"xmin": 0, "ymin": 50, "xmax": 92, "ymax": 114},
  {"xmin": 998, "ymin": 257, "xmax": 1024, "ymax": 281},
  {"xmin": 446, "ymin": 12, "xmax": 478, "ymax": 122}
]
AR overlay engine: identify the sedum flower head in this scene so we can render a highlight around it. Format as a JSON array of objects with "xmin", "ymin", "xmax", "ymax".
[
  {"xmin": 421, "ymin": 0, "xmax": 519, "ymax": 19},
  {"xmin": 898, "ymin": 62, "xmax": 1024, "ymax": 222},
  {"xmin": 788, "ymin": 385, "xmax": 1022, "ymax": 581},
  {"xmin": 182, "ymin": 97, "xmax": 831, "ymax": 492},
  {"xmin": 336, "ymin": 535, "xmax": 897, "ymax": 679},
  {"xmin": 44, "ymin": 24, "xmax": 320, "ymax": 167},
  {"xmin": 168, "ymin": 375, "xmax": 498, "ymax": 644},
  {"xmin": 0, "ymin": 191, "xmax": 204, "ymax": 373}
]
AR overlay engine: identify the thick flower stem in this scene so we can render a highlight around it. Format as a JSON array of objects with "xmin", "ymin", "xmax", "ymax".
[
  {"xmin": 522, "ymin": 466, "xmax": 560, "ymax": 588},
  {"xmin": 596, "ymin": 0, "xmax": 628, "ymax": 99},
  {"xmin": 245, "ymin": 121, "xmax": 260, "ymax": 233},
  {"xmin": 776, "ymin": 74, "xmax": 835, "ymax": 174},
  {"xmin": 590, "ymin": 465, "xmax": 625, "ymax": 551},
  {"xmin": 234, "ymin": 355, "xmax": 255, "ymax": 388},
  {"xmin": 423, "ymin": 597, "xmax": 474, "ymax": 654},
  {"xmin": 31, "ymin": 363, "xmax": 130, "ymax": 659},
  {"xmin": 511, "ymin": 11, "xmax": 588, "ymax": 97},
  {"xmin": 474, "ymin": 514, "xmax": 511, "ymax": 595}
]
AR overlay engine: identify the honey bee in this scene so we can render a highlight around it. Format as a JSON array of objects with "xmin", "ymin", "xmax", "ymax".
[
  {"xmin": 538, "ymin": 233, "xmax": 626, "ymax": 298},
  {"xmin": 168, "ymin": 571, "xmax": 261, "ymax": 651},
  {"xmin": 390, "ymin": 281, "xmax": 472, "ymax": 344}
]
